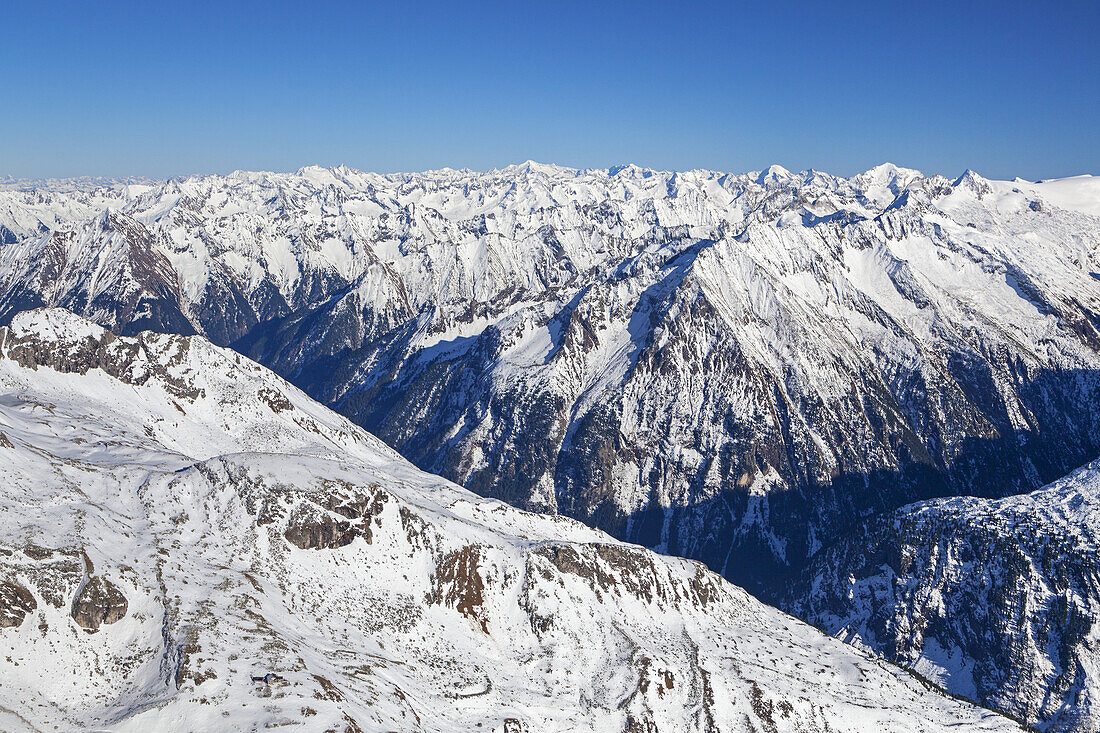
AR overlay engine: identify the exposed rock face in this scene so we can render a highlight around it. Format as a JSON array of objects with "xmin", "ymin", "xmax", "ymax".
[
  {"xmin": 0, "ymin": 313, "xmax": 204, "ymax": 401},
  {"xmin": 281, "ymin": 483, "xmax": 389, "ymax": 550},
  {"xmin": 428, "ymin": 545, "xmax": 488, "ymax": 630},
  {"xmin": 2, "ymin": 165, "xmax": 1099, "ymax": 605},
  {"xmin": 0, "ymin": 544, "xmax": 130, "ymax": 634},
  {"xmin": 71, "ymin": 576, "xmax": 128, "ymax": 632},
  {"xmin": 0, "ymin": 581, "xmax": 36, "ymax": 627},
  {"xmin": 283, "ymin": 504, "xmax": 360, "ymax": 550},
  {"xmin": 794, "ymin": 457, "xmax": 1100, "ymax": 732}
]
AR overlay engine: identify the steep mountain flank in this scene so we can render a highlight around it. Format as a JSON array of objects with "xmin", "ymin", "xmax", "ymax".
[
  {"xmin": 0, "ymin": 308, "xmax": 1018, "ymax": 731},
  {"xmin": 795, "ymin": 458, "xmax": 1100, "ymax": 731}
]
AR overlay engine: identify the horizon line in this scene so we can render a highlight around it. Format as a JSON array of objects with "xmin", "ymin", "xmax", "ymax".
[{"xmin": 3, "ymin": 160, "xmax": 1097, "ymax": 187}]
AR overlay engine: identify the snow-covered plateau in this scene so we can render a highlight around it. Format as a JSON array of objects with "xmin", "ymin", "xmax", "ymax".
[
  {"xmin": 0, "ymin": 308, "xmax": 1019, "ymax": 731},
  {"xmin": 2, "ymin": 161, "xmax": 1099, "ymax": 728}
]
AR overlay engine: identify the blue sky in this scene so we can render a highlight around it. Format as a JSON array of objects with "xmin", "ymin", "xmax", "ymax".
[{"xmin": 3, "ymin": 1, "xmax": 1097, "ymax": 179}]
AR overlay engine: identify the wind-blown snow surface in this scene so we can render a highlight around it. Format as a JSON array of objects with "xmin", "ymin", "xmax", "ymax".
[
  {"xmin": 2, "ymin": 164, "xmax": 1100, "ymax": 607},
  {"xmin": 796, "ymin": 458, "xmax": 1100, "ymax": 731},
  {"xmin": 0, "ymin": 309, "xmax": 1017, "ymax": 732}
]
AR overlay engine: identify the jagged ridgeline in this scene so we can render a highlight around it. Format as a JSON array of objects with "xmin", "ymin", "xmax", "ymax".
[{"xmin": 2, "ymin": 163, "xmax": 1100, "ymax": 605}]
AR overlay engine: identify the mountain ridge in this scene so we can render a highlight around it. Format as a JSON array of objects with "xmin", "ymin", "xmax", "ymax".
[{"xmin": 0, "ymin": 307, "xmax": 1021, "ymax": 732}]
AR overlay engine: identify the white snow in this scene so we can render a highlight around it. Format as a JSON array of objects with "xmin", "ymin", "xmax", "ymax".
[{"xmin": 0, "ymin": 309, "xmax": 1018, "ymax": 732}]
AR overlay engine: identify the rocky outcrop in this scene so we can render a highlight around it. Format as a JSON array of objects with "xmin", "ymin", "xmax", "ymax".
[
  {"xmin": 283, "ymin": 484, "xmax": 389, "ymax": 550},
  {"xmin": 0, "ymin": 312, "xmax": 204, "ymax": 401},
  {"xmin": 284, "ymin": 503, "xmax": 361, "ymax": 550},
  {"xmin": 0, "ymin": 544, "xmax": 129, "ymax": 633},
  {"xmin": 0, "ymin": 580, "xmax": 36, "ymax": 627},
  {"xmin": 71, "ymin": 576, "xmax": 128, "ymax": 632},
  {"xmin": 428, "ymin": 545, "xmax": 487, "ymax": 631}
]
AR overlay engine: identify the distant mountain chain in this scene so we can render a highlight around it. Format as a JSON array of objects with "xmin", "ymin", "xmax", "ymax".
[
  {"xmin": 2, "ymin": 162, "xmax": 1100, "ymax": 729},
  {"xmin": 0, "ymin": 308, "xmax": 1018, "ymax": 731}
]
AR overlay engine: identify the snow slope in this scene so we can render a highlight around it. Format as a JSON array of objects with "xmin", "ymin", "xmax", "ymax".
[{"xmin": 0, "ymin": 309, "xmax": 1018, "ymax": 732}]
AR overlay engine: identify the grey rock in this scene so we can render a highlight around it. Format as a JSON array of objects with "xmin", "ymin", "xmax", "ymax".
[
  {"xmin": 71, "ymin": 576, "xmax": 128, "ymax": 632},
  {"xmin": 0, "ymin": 581, "xmax": 36, "ymax": 628}
]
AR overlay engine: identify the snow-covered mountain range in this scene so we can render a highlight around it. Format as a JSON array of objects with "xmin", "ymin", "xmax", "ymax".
[
  {"xmin": 3, "ymin": 163, "xmax": 1099, "ymax": 590},
  {"xmin": 0, "ymin": 308, "xmax": 1018, "ymax": 731},
  {"xmin": 2, "ymin": 162, "xmax": 1099, "ymax": 728}
]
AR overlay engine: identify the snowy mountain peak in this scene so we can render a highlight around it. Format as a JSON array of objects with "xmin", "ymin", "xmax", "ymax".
[
  {"xmin": 855, "ymin": 162, "xmax": 923, "ymax": 185},
  {"xmin": 952, "ymin": 168, "xmax": 994, "ymax": 194},
  {"xmin": 608, "ymin": 162, "xmax": 658, "ymax": 178},
  {"xmin": 512, "ymin": 159, "xmax": 575, "ymax": 176},
  {"xmin": 755, "ymin": 163, "xmax": 794, "ymax": 185}
]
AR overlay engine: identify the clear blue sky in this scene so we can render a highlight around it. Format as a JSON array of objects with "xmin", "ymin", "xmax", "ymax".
[{"xmin": 3, "ymin": 0, "xmax": 1097, "ymax": 180}]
